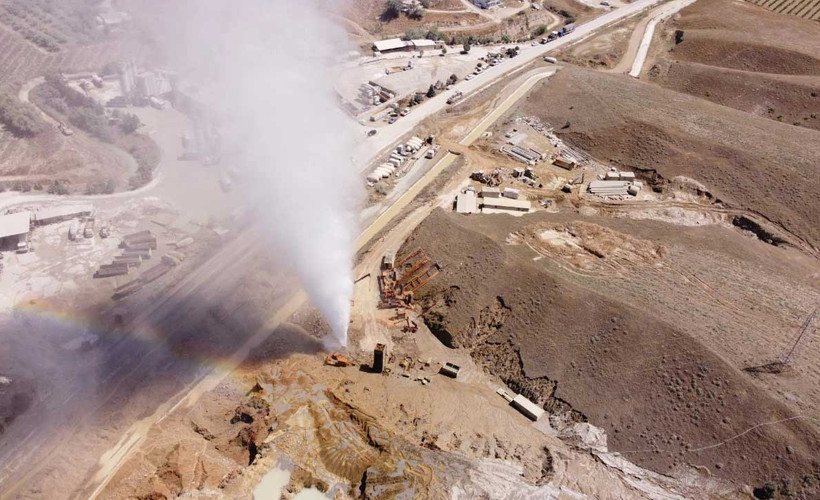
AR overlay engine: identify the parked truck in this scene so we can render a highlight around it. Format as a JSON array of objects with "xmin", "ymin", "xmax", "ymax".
[
  {"xmin": 446, "ymin": 91, "xmax": 464, "ymax": 105},
  {"xmin": 83, "ymin": 218, "xmax": 95, "ymax": 238}
]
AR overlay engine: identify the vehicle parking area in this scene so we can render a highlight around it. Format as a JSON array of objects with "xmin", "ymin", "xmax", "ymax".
[{"xmin": 335, "ymin": 47, "xmax": 509, "ymax": 120}]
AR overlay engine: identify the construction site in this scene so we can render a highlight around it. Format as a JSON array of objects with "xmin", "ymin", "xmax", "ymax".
[{"xmin": 0, "ymin": 0, "xmax": 819, "ymax": 499}]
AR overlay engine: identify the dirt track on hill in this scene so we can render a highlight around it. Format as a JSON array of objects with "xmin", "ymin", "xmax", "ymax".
[
  {"xmin": 520, "ymin": 66, "xmax": 820, "ymax": 253},
  {"xmin": 400, "ymin": 208, "xmax": 820, "ymax": 493}
]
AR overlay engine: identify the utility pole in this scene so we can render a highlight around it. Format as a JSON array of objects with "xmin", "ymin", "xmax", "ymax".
[{"xmin": 778, "ymin": 309, "xmax": 817, "ymax": 368}]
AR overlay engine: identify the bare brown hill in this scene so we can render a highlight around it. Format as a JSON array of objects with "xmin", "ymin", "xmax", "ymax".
[
  {"xmin": 400, "ymin": 208, "xmax": 820, "ymax": 494},
  {"xmin": 648, "ymin": 0, "xmax": 820, "ymax": 128},
  {"xmin": 652, "ymin": 61, "xmax": 820, "ymax": 129},
  {"xmin": 521, "ymin": 66, "xmax": 820, "ymax": 253}
]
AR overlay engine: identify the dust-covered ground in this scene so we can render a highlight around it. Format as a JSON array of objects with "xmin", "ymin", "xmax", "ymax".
[{"xmin": 400, "ymin": 208, "xmax": 820, "ymax": 496}]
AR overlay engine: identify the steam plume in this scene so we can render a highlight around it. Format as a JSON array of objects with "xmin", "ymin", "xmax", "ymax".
[{"xmin": 143, "ymin": 0, "xmax": 360, "ymax": 346}]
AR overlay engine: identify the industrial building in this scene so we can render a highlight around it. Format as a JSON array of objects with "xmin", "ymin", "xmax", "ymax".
[
  {"xmin": 373, "ymin": 38, "xmax": 408, "ymax": 53},
  {"xmin": 440, "ymin": 362, "xmax": 461, "ymax": 378},
  {"xmin": 472, "ymin": 0, "xmax": 501, "ymax": 8},
  {"xmin": 411, "ymin": 39, "xmax": 437, "ymax": 51},
  {"xmin": 382, "ymin": 251, "xmax": 395, "ymax": 270},
  {"xmin": 34, "ymin": 204, "xmax": 93, "ymax": 225},
  {"xmin": 553, "ymin": 157, "xmax": 577, "ymax": 170},
  {"xmin": 480, "ymin": 196, "xmax": 531, "ymax": 214},
  {"xmin": 588, "ymin": 173, "xmax": 643, "ymax": 196},
  {"xmin": 505, "ymin": 145, "xmax": 542, "ymax": 165},
  {"xmin": 136, "ymin": 71, "xmax": 172, "ymax": 98},
  {"xmin": 0, "ymin": 212, "xmax": 31, "ymax": 251},
  {"xmin": 511, "ymin": 394, "xmax": 545, "ymax": 421},
  {"xmin": 455, "ymin": 191, "xmax": 478, "ymax": 214},
  {"xmin": 373, "ymin": 38, "xmax": 443, "ymax": 54}
]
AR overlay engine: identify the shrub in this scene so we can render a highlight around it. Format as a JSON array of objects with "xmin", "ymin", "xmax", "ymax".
[
  {"xmin": 119, "ymin": 113, "xmax": 140, "ymax": 134},
  {"xmin": 383, "ymin": 0, "xmax": 403, "ymax": 19},
  {"xmin": 0, "ymin": 93, "xmax": 46, "ymax": 137}
]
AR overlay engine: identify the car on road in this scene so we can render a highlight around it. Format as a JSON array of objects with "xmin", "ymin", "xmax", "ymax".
[
  {"xmin": 388, "ymin": 116, "xmax": 398, "ymax": 124},
  {"xmin": 367, "ymin": 129, "xmax": 377, "ymax": 136},
  {"xmin": 465, "ymin": 74, "xmax": 474, "ymax": 80},
  {"xmin": 600, "ymin": 1, "xmax": 610, "ymax": 5}
]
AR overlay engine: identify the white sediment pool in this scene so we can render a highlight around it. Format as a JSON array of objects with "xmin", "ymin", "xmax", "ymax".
[{"xmin": 254, "ymin": 463, "xmax": 328, "ymax": 500}]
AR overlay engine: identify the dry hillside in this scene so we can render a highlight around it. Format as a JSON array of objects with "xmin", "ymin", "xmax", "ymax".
[
  {"xmin": 648, "ymin": 0, "xmax": 820, "ymax": 130},
  {"xmin": 521, "ymin": 66, "xmax": 820, "ymax": 254},
  {"xmin": 400, "ymin": 208, "xmax": 820, "ymax": 494}
]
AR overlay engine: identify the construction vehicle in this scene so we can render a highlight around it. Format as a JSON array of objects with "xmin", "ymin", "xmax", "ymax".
[
  {"xmin": 57, "ymin": 121, "xmax": 74, "ymax": 136},
  {"xmin": 446, "ymin": 91, "xmax": 464, "ymax": 105},
  {"xmin": 325, "ymin": 352, "xmax": 351, "ymax": 367},
  {"xmin": 83, "ymin": 218, "xmax": 95, "ymax": 238},
  {"xmin": 403, "ymin": 317, "xmax": 418, "ymax": 333}
]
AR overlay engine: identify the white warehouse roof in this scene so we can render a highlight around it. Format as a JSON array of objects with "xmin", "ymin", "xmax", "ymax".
[
  {"xmin": 455, "ymin": 191, "xmax": 478, "ymax": 214},
  {"xmin": 481, "ymin": 196, "xmax": 531, "ymax": 212},
  {"xmin": 374, "ymin": 38, "xmax": 408, "ymax": 52},
  {"xmin": 35, "ymin": 204, "xmax": 93, "ymax": 221},
  {"xmin": 511, "ymin": 394, "xmax": 545, "ymax": 421},
  {"xmin": 411, "ymin": 39, "xmax": 436, "ymax": 49},
  {"xmin": 0, "ymin": 211, "xmax": 31, "ymax": 238}
]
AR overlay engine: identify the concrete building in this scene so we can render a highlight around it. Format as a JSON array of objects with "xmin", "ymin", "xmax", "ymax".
[
  {"xmin": 503, "ymin": 187, "xmax": 520, "ymax": 199},
  {"xmin": 373, "ymin": 38, "xmax": 410, "ymax": 53},
  {"xmin": 455, "ymin": 191, "xmax": 478, "ymax": 214},
  {"xmin": 472, "ymin": 0, "xmax": 501, "ymax": 8},
  {"xmin": 0, "ymin": 212, "xmax": 31, "ymax": 251},
  {"xmin": 440, "ymin": 362, "xmax": 461, "ymax": 378},
  {"xmin": 588, "ymin": 180, "xmax": 631, "ymax": 196},
  {"xmin": 136, "ymin": 71, "xmax": 172, "ymax": 98},
  {"xmin": 511, "ymin": 394, "xmax": 545, "ymax": 421},
  {"xmin": 480, "ymin": 196, "xmax": 531, "ymax": 214},
  {"xmin": 411, "ymin": 39, "xmax": 439, "ymax": 51},
  {"xmin": 119, "ymin": 61, "xmax": 138, "ymax": 95},
  {"xmin": 553, "ymin": 157, "xmax": 577, "ymax": 170},
  {"xmin": 34, "ymin": 204, "xmax": 93, "ymax": 225},
  {"xmin": 382, "ymin": 251, "xmax": 395, "ymax": 270}
]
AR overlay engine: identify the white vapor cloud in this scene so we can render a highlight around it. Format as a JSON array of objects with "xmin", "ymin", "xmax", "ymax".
[{"xmin": 142, "ymin": 0, "xmax": 361, "ymax": 346}]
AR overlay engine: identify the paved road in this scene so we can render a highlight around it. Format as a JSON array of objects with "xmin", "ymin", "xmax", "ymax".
[{"xmin": 353, "ymin": 0, "xmax": 663, "ymax": 169}]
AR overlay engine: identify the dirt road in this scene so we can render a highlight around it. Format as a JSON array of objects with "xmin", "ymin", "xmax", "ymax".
[{"xmin": 628, "ymin": 0, "xmax": 696, "ymax": 77}]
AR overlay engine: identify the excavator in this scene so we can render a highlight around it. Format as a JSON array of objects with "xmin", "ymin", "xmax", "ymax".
[{"xmin": 324, "ymin": 352, "xmax": 352, "ymax": 367}]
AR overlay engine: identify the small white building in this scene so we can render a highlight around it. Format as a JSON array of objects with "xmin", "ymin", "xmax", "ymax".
[
  {"xmin": 373, "ymin": 38, "xmax": 410, "ymax": 53},
  {"xmin": 503, "ymin": 187, "xmax": 520, "ymax": 199},
  {"xmin": 472, "ymin": 0, "xmax": 501, "ymax": 8},
  {"xmin": 481, "ymin": 196, "xmax": 531, "ymax": 214},
  {"xmin": 136, "ymin": 71, "xmax": 172, "ymax": 98},
  {"xmin": 34, "ymin": 204, "xmax": 93, "ymax": 225},
  {"xmin": 455, "ymin": 191, "xmax": 478, "ymax": 214},
  {"xmin": 0, "ymin": 212, "xmax": 31, "ymax": 251},
  {"xmin": 411, "ymin": 39, "xmax": 439, "ymax": 51},
  {"xmin": 511, "ymin": 394, "xmax": 545, "ymax": 421}
]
